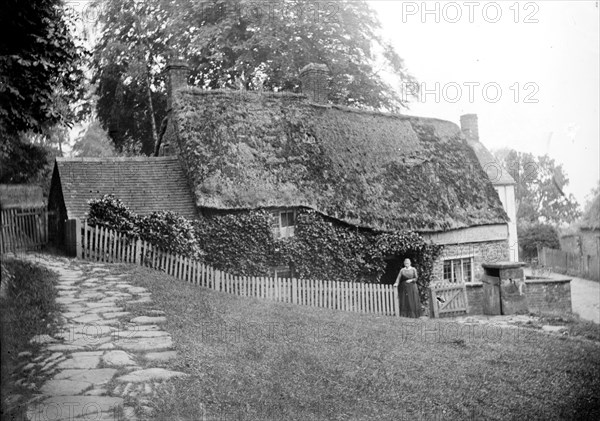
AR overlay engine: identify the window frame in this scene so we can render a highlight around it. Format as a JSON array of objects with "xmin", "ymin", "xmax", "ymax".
[
  {"xmin": 272, "ymin": 209, "xmax": 296, "ymax": 239},
  {"xmin": 442, "ymin": 256, "xmax": 475, "ymax": 283}
]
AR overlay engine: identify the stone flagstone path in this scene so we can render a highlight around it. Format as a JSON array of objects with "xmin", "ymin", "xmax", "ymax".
[{"xmin": 14, "ymin": 254, "xmax": 187, "ymax": 420}]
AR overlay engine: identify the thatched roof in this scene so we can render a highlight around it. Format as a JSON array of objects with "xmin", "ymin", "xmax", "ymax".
[
  {"xmin": 51, "ymin": 157, "xmax": 197, "ymax": 219},
  {"xmin": 169, "ymin": 88, "xmax": 508, "ymax": 232}
]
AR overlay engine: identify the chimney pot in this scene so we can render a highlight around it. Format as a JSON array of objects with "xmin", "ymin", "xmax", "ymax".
[
  {"xmin": 460, "ymin": 114, "xmax": 479, "ymax": 142},
  {"xmin": 300, "ymin": 63, "xmax": 330, "ymax": 104}
]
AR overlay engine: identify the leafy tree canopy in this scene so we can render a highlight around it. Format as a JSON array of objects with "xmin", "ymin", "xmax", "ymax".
[
  {"xmin": 92, "ymin": 0, "xmax": 417, "ymax": 154},
  {"xmin": 518, "ymin": 223, "xmax": 560, "ymax": 260},
  {"xmin": 493, "ymin": 148, "xmax": 581, "ymax": 226},
  {"xmin": 0, "ymin": 0, "xmax": 88, "ymax": 137},
  {"xmin": 1, "ymin": 0, "xmax": 89, "ymax": 186}
]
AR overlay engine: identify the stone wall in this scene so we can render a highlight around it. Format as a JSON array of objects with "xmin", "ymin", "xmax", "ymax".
[
  {"xmin": 466, "ymin": 282, "xmax": 484, "ymax": 315},
  {"xmin": 462, "ymin": 278, "xmax": 572, "ymax": 316},
  {"xmin": 525, "ymin": 278, "xmax": 572, "ymax": 314},
  {"xmin": 431, "ymin": 240, "xmax": 510, "ymax": 282}
]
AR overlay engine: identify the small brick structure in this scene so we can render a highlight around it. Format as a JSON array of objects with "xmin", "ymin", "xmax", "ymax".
[
  {"xmin": 525, "ymin": 277, "xmax": 572, "ymax": 314},
  {"xmin": 461, "ymin": 262, "xmax": 572, "ymax": 315}
]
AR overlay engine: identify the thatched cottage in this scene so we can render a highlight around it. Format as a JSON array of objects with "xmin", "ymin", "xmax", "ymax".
[{"xmin": 157, "ymin": 61, "xmax": 519, "ymax": 284}]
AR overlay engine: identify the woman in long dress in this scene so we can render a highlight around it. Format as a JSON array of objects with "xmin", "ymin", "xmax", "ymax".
[{"xmin": 393, "ymin": 258, "xmax": 422, "ymax": 318}]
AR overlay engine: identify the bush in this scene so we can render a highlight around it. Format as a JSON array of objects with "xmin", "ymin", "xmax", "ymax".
[
  {"xmin": 87, "ymin": 194, "xmax": 202, "ymax": 258},
  {"xmin": 88, "ymin": 194, "xmax": 137, "ymax": 234},
  {"xmin": 519, "ymin": 223, "xmax": 560, "ymax": 260},
  {"xmin": 138, "ymin": 211, "xmax": 203, "ymax": 259}
]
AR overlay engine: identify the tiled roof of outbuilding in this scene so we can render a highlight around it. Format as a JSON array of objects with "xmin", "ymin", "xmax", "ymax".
[{"xmin": 53, "ymin": 157, "xmax": 197, "ymax": 219}]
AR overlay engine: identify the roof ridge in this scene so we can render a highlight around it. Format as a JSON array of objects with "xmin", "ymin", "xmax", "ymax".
[
  {"xmin": 56, "ymin": 156, "xmax": 179, "ymax": 162},
  {"xmin": 176, "ymin": 87, "xmax": 459, "ymax": 127}
]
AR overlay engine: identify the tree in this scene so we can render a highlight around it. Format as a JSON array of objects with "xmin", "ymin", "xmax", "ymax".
[
  {"xmin": 0, "ymin": 0, "xmax": 88, "ymax": 185},
  {"xmin": 92, "ymin": 0, "xmax": 417, "ymax": 154},
  {"xmin": 493, "ymin": 148, "xmax": 581, "ymax": 225},
  {"xmin": 580, "ymin": 182, "xmax": 600, "ymax": 230},
  {"xmin": 0, "ymin": 0, "xmax": 88, "ymax": 136},
  {"xmin": 518, "ymin": 223, "xmax": 560, "ymax": 260},
  {"xmin": 72, "ymin": 120, "xmax": 116, "ymax": 157}
]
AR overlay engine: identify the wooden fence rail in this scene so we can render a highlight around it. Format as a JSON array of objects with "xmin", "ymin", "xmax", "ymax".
[
  {"xmin": 539, "ymin": 247, "xmax": 599, "ymax": 282},
  {"xmin": 1, "ymin": 207, "xmax": 48, "ymax": 254},
  {"xmin": 79, "ymin": 221, "xmax": 400, "ymax": 317}
]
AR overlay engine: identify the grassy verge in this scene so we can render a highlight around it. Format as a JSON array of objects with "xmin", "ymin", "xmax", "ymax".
[
  {"xmin": 114, "ymin": 264, "xmax": 600, "ymax": 420},
  {"xmin": 520, "ymin": 311, "xmax": 600, "ymax": 342},
  {"xmin": 0, "ymin": 257, "xmax": 60, "ymax": 417}
]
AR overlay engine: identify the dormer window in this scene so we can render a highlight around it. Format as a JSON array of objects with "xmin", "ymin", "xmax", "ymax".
[{"xmin": 272, "ymin": 209, "xmax": 296, "ymax": 239}]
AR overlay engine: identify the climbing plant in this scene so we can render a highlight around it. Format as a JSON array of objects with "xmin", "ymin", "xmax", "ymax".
[{"xmin": 87, "ymin": 197, "xmax": 442, "ymax": 304}]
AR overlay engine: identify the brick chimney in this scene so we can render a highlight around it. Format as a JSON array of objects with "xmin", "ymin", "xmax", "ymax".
[
  {"xmin": 166, "ymin": 59, "xmax": 190, "ymax": 110},
  {"xmin": 460, "ymin": 114, "xmax": 479, "ymax": 142},
  {"xmin": 300, "ymin": 63, "xmax": 330, "ymax": 104}
]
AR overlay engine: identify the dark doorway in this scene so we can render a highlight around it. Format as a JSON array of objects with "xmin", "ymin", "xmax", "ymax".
[
  {"xmin": 381, "ymin": 254, "xmax": 418, "ymax": 285},
  {"xmin": 381, "ymin": 256, "xmax": 403, "ymax": 285}
]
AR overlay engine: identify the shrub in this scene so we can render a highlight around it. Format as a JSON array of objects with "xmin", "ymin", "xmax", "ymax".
[
  {"xmin": 519, "ymin": 223, "xmax": 560, "ymax": 260},
  {"xmin": 87, "ymin": 195, "xmax": 202, "ymax": 258},
  {"xmin": 138, "ymin": 211, "xmax": 203, "ymax": 259},
  {"xmin": 87, "ymin": 194, "xmax": 137, "ymax": 235}
]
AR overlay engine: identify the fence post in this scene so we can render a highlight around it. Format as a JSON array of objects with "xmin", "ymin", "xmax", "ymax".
[
  {"xmin": 74, "ymin": 218, "xmax": 82, "ymax": 258},
  {"xmin": 394, "ymin": 285, "xmax": 400, "ymax": 317},
  {"xmin": 135, "ymin": 238, "xmax": 142, "ymax": 265}
]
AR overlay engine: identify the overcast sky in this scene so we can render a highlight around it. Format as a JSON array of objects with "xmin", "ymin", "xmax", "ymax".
[{"xmin": 370, "ymin": 0, "xmax": 599, "ymax": 207}]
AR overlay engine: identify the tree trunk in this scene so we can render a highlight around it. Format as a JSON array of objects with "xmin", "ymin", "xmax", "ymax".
[{"xmin": 145, "ymin": 66, "xmax": 158, "ymax": 154}]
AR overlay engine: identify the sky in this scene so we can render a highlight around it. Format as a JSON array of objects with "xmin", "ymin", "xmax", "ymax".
[{"xmin": 370, "ymin": 0, "xmax": 599, "ymax": 207}]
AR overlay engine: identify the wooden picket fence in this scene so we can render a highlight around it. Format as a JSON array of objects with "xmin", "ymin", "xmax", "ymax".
[
  {"xmin": 79, "ymin": 221, "xmax": 400, "ymax": 316},
  {"xmin": 538, "ymin": 247, "xmax": 599, "ymax": 282},
  {"xmin": 1, "ymin": 207, "xmax": 48, "ymax": 254},
  {"xmin": 428, "ymin": 282, "xmax": 468, "ymax": 318}
]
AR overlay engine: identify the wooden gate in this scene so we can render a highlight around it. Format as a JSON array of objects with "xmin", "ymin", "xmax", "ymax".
[
  {"xmin": 0, "ymin": 207, "xmax": 48, "ymax": 254},
  {"xmin": 428, "ymin": 282, "xmax": 469, "ymax": 318}
]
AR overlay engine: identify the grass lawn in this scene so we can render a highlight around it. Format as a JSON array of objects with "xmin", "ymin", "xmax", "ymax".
[
  {"xmin": 108, "ymin": 264, "xmax": 600, "ymax": 419},
  {"xmin": 1, "ymin": 257, "xmax": 60, "ymax": 418}
]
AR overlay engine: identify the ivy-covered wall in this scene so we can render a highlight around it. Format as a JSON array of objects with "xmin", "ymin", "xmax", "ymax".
[
  {"xmin": 87, "ymin": 196, "xmax": 442, "ymax": 305},
  {"xmin": 196, "ymin": 208, "xmax": 443, "ymax": 304}
]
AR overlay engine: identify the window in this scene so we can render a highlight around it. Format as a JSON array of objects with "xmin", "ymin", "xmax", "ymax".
[
  {"xmin": 272, "ymin": 210, "xmax": 296, "ymax": 239},
  {"xmin": 280, "ymin": 211, "xmax": 295, "ymax": 227},
  {"xmin": 443, "ymin": 257, "xmax": 474, "ymax": 283}
]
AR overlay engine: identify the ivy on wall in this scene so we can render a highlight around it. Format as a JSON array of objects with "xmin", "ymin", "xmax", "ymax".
[{"xmin": 88, "ymin": 196, "xmax": 442, "ymax": 304}]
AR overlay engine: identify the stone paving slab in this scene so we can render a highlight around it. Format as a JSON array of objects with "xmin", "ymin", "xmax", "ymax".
[
  {"xmin": 54, "ymin": 368, "xmax": 118, "ymax": 385},
  {"xmin": 15, "ymin": 254, "xmax": 185, "ymax": 421},
  {"xmin": 115, "ymin": 336, "xmax": 173, "ymax": 352},
  {"xmin": 130, "ymin": 316, "xmax": 167, "ymax": 325},
  {"xmin": 116, "ymin": 368, "xmax": 188, "ymax": 383}
]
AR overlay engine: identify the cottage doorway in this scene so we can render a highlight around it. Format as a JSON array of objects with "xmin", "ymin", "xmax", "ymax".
[{"xmin": 381, "ymin": 255, "xmax": 416, "ymax": 284}]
